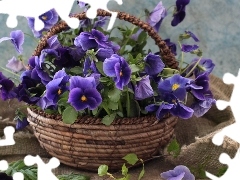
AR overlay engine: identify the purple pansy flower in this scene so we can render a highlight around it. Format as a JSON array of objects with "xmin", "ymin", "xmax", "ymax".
[
  {"xmin": 93, "ymin": 16, "xmax": 109, "ymax": 29},
  {"xmin": 147, "ymin": 1, "xmax": 167, "ymax": 32},
  {"xmin": 144, "ymin": 53, "xmax": 165, "ymax": 76},
  {"xmin": 47, "ymin": 35, "xmax": 62, "ymax": 49},
  {"xmin": 0, "ymin": 30, "xmax": 24, "ymax": 53},
  {"xmin": 14, "ymin": 76, "xmax": 42, "ymax": 104},
  {"xmin": 96, "ymin": 48, "xmax": 114, "ymax": 61},
  {"xmin": 74, "ymin": 29, "xmax": 109, "ymax": 51},
  {"xmin": 134, "ymin": 76, "xmax": 154, "ymax": 100},
  {"xmin": 0, "ymin": 72, "xmax": 16, "ymax": 101},
  {"xmin": 146, "ymin": 103, "xmax": 174, "ymax": 120},
  {"xmin": 45, "ymin": 69, "xmax": 69, "ymax": 104},
  {"xmin": 161, "ymin": 165, "xmax": 195, "ymax": 180},
  {"xmin": 69, "ymin": 47, "xmax": 86, "ymax": 61},
  {"xmin": 37, "ymin": 96, "xmax": 56, "ymax": 110},
  {"xmin": 77, "ymin": 0, "xmax": 86, "ymax": 8},
  {"xmin": 16, "ymin": 117, "xmax": 29, "ymax": 130},
  {"xmin": 103, "ymin": 54, "xmax": 131, "ymax": 90},
  {"xmin": 191, "ymin": 90, "xmax": 216, "ymax": 117},
  {"xmin": 185, "ymin": 30, "xmax": 199, "ymax": 42},
  {"xmin": 164, "ymin": 39, "xmax": 177, "ymax": 55},
  {"xmin": 131, "ymin": 1, "xmax": 167, "ymax": 40},
  {"xmin": 27, "ymin": 9, "xmax": 58, "ymax": 38},
  {"xmin": 6, "ymin": 57, "xmax": 24, "ymax": 73},
  {"xmin": 188, "ymin": 72, "xmax": 209, "ymax": 100},
  {"xmin": 187, "ymin": 58, "xmax": 215, "ymax": 77},
  {"xmin": 171, "ymin": 0, "xmax": 191, "ymax": 26},
  {"xmin": 158, "ymin": 74, "xmax": 191, "ymax": 100},
  {"xmin": 181, "ymin": 44, "xmax": 199, "ymax": 53},
  {"xmin": 68, "ymin": 76, "xmax": 102, "ymax": 111}
]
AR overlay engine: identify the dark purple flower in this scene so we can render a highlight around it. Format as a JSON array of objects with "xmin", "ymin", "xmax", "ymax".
[
  {"xmin": 68, "ymin": 76, "xmax": 102, "ymax": 111},
  {"xmin": 93, "ymin": 16, "xmax": 109, "ymax": 29},
  {"xmin": 186, "ymin": 58, "xmax": 215, "ymax": 77},
  {"xmin": 181, "ymin": 44, "xmax": 199, "ymax": 53},
  {"xmin": 161, "ymin": 165, "xmax": 195, "ymax": 180},
  {"xmin": 103, "ymin": 54, "xmax": 131, "ymax": 90},
  {"xmin": 158, "ymin": 74, "xmax": 191, "ymax": 100},
  {"xmin": 145, "ymin": 103, "xmax": 174, "ymax": 120},
  {"xmin": 74, "ymin": 29, "xmax": 109, "ymax": 51},
  {"xmin": 37, "ymin": 96, "xmax": 56, "ymax": 110},
  {"xmin": 164, "ymin": 39, "xmax": 177, "ymax": 56},
  {"xmin": 0, "ymin": 172, "xmax": 13, "ymax": 180},
  {"xmin": 27, "ymin": 9, "xmax": 58, "ymax": 37},
  {"xmin": 47, "ymin": 35, "xmax": 62, "ymax": 49},
  {"xmin": 147, "ymin": 1, "xmax": 167, "ymax": 32},
  {"xmin": 191, "ymin": 90, "xmax": 216, "ymax": 117},
  {"xmin": 69, "ymin": 47, "xmax": 86, "ymax": 61},
  {"xmin": 0, "ymin": 30, "xmax": 24, "ymax": 53},
  {"xmin": 170, "ymin": 100, "xmax": 194, "ymax": 119},
  {"xmin": 134, "ymin": 76, "xmax": 154, "ymax": 100},
  {"xmin": 0, "ymin": 72, "xmax": 16, "ymax": 101},
  {"xmin": 6, "ymin": 57, "xmax": 24, "ymax": 73},
  {"xmin": 16, "ymin": 117, "xmax": 29, "ymax": 130},
  {"xmin": 188, "ymin": 72, "xmax": 209, "ymax": 100},
  {"xmin": 45, "ymin": 69, "xmax": 69, "ymax": 103},
  {"xmin": 185, "ymin": 30, "xmax": 200, "ymax": 42},
  {"xmin": 96, "ymin": 48, "xmax": 114, "ymax": 61},
  {"xmin": 15, "ymin": 76, "xmax": 42, "ymax": 104},
  {"xmin": 171, "ymin": 0, "xmax": 191, "ymax": 26},
  {"xmin": 144, "ymin": 53, "xmax": 165, "ymax": 76}
]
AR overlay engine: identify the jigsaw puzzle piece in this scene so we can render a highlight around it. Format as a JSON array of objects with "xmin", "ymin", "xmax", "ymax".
[
  {"xmin": 24, "ymin": 155, "xmax": 60, "ymax": 180},
  {"xmin": 0, "ymin": 126, "xmax": 15, "ymax": 146},
  {"xmin": 0, "ymin": 160, "xmax": 8, "ymax": 171}
]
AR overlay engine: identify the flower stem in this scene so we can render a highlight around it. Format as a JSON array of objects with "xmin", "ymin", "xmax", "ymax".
[
  {"xmin": 126, "ymin": 89, "xmax": 130, "ymax": 117},
  {"xmin": 24, "ymin": 33, "xmax": 38, "ymax": 43},
  {"xmin": 178, "ymin": 41, "xmax": 184, "ymax": 73},
  {"xmin": 185, "ymin": 56, "xmax": 203, "ymax": 78},
  {"xmin": 0, "ymin": 67, "xmax": 20, "ymax": 77}
]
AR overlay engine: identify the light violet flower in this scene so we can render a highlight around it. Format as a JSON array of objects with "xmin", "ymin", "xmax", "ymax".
[
  {"xmin": 134, "ymin": 76, "xmax": 154, "ymax": 100},
  {"xmin": 181, "ymin": 44, "xmax": 199, "ymax": 53},
  {"xmin": 144, "ymin": 53, "xmax": 165, "ymax": 76},
  {"xmin": 161, "ymin": 165, "xmax": 195, "ymax": 180},
  {"xmin": 6, "ymin": 57, "xmax": 24, "ymax": 73},
  {"xmin": 0, "ymin": 30, "xmax": 24, "ymax": 53}
]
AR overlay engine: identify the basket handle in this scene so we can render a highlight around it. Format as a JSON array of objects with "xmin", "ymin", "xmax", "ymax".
[{"xmin": 33, "ymin": 9, "xmax": 178, "ymax": 69}]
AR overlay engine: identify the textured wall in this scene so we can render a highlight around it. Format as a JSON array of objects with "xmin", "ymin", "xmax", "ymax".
[{"xmin": 0, "ymin": 0, "xmax": 240, "ymax": 78}]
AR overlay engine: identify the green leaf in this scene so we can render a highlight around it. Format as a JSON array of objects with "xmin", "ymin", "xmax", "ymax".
[
  {"xmin": 57, "ymin": 98, "xmax": 68, "ymax": 106},
  {"xmin": 62, "ymin": 106, "xmax": 78, "ymax": 124},
  {"xmin": 167, "ymin": 138, "xmax": 181, "ymax": 158},
  {"xmin": 92, "ymin": 108, "xmax": 98, "ymax": 116},
  {"xmin": 102, "ymin": 113, "xmax": 116, "ymax": 126},
  {"xmin": 108, "ymin": 88, "xmax": 121, "ymax": 102},
  {"xmin": 108, "ymin": 100, "xmax": 118, "ymax": 110},
  {"xmin": 70, "ymin": 66, "xmax": 82, "ymax": 74},
  {"xmin": 95, "ymin": 61, "xmax": 106, "ymax": 76},
  {"xmin": 57, "ymin": 173, "xmax": 90, "ymax": 180},
  {"xmin": 138, "ymin": 168, "xmax": 145, "ymax": 180},
  {"xmin": 123, "ymin": 153, "xmax": 139, "ymax": 165},
  {"xmin": 122, "ymin": 163, "xmax": 128, "ymax": 176},
  {"xmin": 129, "ymin": 64, "xmax": 141, "ymax": 73},
  {"xmin": 98, "ymin": 165, "xmax": 108, "ymax": 176},
  {"xmin": 137, "ymin": 31, "xmax": 147, "ymax": 43},
  {"xmin": 99, "ymin": 77, "xmax": 110, "ymax": 83}
]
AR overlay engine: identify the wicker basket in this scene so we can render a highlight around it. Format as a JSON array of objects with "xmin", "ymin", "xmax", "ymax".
[{"xmin": 27, "ymin": 9, "xmax": 179, "ymax": 171}]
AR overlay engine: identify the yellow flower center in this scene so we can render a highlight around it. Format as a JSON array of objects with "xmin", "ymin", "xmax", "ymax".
[
  {"xmin": 81, "ymin": 95, "xmax": 87, "ymax": 102},
  {"xmin": 172, "ymin": 83, "xmax": 180, "ymax": 91},
  {"xmin": 57, "ymin": 89, "xmax": 62, "ymax": 95},
  {"xmin": 120, "ymin": 71, "xmax": 123, "ymax": 77},
  {"xmin": 41, "ymin": 15, "xmax": 48, "ymax": 20}
]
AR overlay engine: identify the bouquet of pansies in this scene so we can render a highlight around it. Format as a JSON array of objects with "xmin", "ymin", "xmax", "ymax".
[{"xmin": 0, "ymin": 0, "xmax": 215, "ymax": 130}]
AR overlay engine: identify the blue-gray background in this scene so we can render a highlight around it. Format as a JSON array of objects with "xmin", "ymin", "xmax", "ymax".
[{"xmin": 0, "ymin": 0, "xmax": 240, "ymax": 78}]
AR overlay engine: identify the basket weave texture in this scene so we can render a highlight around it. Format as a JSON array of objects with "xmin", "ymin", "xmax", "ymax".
[{"xmin": 27, "ymin": 9, "xmax": 179, "ymax": 171}]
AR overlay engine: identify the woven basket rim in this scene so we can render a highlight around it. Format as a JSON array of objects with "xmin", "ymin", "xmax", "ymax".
[{"xmin": 27, "ymin": 107, "xmax": 177, "ymax": 126}]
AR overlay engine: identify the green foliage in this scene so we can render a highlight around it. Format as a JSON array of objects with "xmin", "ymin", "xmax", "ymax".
[
  {"xmin": 101, "ymin": 113, "xmax": 116, "ymax": 126},
  {"xmin": 167, "ymin": 138, "xmax": 181, "ymax": 158},
  {"xmin": 2, "ymin": 160, "xmax": 90, "ymax": 180},
  {"xmin": 62, "ymin": 106, "xmax": 78, "ymax": 124},
  {"xmin": 98, "ymin": 153, "xmax": 145, "ymax": 180}
]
